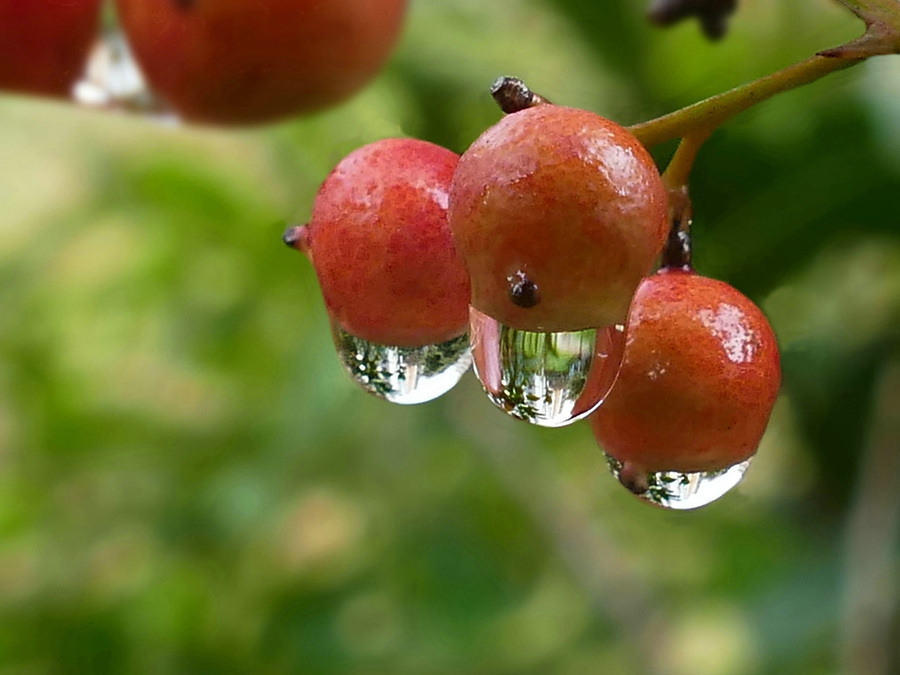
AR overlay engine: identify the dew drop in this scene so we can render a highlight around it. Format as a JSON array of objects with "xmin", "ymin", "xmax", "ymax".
[
  {"xmin": 332, "ymin": 324, "xmax": 472, "ymax": 405},
  {"xmin": 469, "ymin": 307, "xmax": 624, "ymax": 427},
  {"xmin": 606, "ymin": 455, "xmax": 752, "ymax": 510},
  {"xmin": 72, "ymin": 30, "xmax": 174, "ymax": 121}
]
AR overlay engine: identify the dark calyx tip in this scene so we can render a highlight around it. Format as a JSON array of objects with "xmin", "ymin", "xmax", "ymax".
[
  {"xmin": 491, "ymin": 76, "xmax": 549, "ymax": 114},
  {"xmin": 618, "ymin": 462, "xmax": 651, "ymax": 495},
  {"xmin": 173, "ymin": 0, "xmax": 196, "ymax": 10},
  {"xmin": 508, "ymin": 270, "xmax": 541, "ymax": 308},
  {"xmin": 282, "ymin": 224, "xmax": 308, "ymax": 251}
]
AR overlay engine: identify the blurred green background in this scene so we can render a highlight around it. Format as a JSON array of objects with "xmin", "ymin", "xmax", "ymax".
[{"xmin": 1, "ymin": 0, "xmax": 899, "ymax": 673}]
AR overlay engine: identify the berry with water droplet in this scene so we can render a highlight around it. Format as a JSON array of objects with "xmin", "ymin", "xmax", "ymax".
[
  {"xmin": 286, "ymin": 138, "xmax": 472, "ymax": 404},
  {"xmin": 449, "ymin": 102, "xmax": 666, "ymax": 425},
  {"xmin": 297, "ymin": 138, "xmax": 469, "ymax": 348},
  {"xmin": 115, "ymin": 0, "xmax": 406, "ymax": 124},
  {"xmin": 590, "ymin": 268, "xmax": 781, "ymax": 492},
  {"xmin": 0, "ymin": 0, "xmax": 101, "ymax": 98},
  {"xmin": 449, "ymin": 104, "xmax": 669, "ymax": 333}
]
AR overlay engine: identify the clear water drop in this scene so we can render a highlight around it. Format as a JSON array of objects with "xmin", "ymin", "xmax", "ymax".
[
  {"xmin": 332, "ymin": 325, "xmax": 473, "ymax": 405},
  {"xmin": 606, "ymin": 455, "xmax": 752, "ymax": 510},
  {"xmin": 72, "ymin": 30, "xmax": 173, "ymax": 120},
  {"xmin": 469, "ymin": 307, "xmax": 624, "ymax": 427}
]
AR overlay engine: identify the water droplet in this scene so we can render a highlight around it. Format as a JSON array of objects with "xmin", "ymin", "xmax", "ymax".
[
  {"xmin": 72, "ymin": 30, "xmax": 174, "ymax": 121},
  {"xmin": 606, "ymin": 455, "xmax": 752, "ymax": 510},
  {"xmin": 332, "ymin": 325, "xmax": 472, "ymax": 405},
  {"xmin": 469, "ymin": 307, "xmax": 624, "ymax": 427}
]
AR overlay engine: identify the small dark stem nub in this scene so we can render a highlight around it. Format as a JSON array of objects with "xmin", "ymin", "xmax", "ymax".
[
  {"xmin": 282, "ymin": 226, "xmax": 301, "ymax": 248},
  {"xmin": 491, "ymin": 76, "xmax": 552, "ymax": 114},
  {"xmin": 282, "ymin": 224, "xmax": 310, "ymax": 255},
  {"xmin": 663, "ymin": 229, "xmax": 693, "ymax": 270},
  {"xmin": 508, "ymin": 270, "xmax": 541, "ymax": 308},
  {"xmin": 661, "ymin": 188, "xmax": 694, "ymax": 270},
  {"xmin": 619, "ymin": 462, "xmax": 651, "ymax": 495}
]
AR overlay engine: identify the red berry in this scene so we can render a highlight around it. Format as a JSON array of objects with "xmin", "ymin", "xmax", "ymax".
[
  {"xmin": 299, "ymin": 138, "xmax": 470, "ymax": 348},
  {"xmin": 115, "ymin": 0, "xmax": 407, "ymax": 125},
  {"xmin": 590, "ymin": 268, "xmax": 781, "ymax": 474},
  {"xmin": 0, "ymin": 0, "xmax": 101, "ymax": 98},
  {"xmin": 449, "ymin": 104, "xmax": 669, "ymax": 332}
]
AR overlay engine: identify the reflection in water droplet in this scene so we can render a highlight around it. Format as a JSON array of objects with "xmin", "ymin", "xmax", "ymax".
[
  {"xmin": 72, "ymin": 30, "xmax": 173, "ymax": 120},
  {"xmin": 332, "ymin": 325, "xmax": 472, "ymax": 405},
  {"xmin": 469, "ymin": 307, "xmax": 624, "ymax": 427},
  {"xmin": 606, "ymin": 455, "xmax": 752, "ymax": 510}
]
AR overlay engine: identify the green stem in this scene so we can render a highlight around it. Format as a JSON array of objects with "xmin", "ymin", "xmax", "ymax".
[
  {"xmin": 661, "ymin": 132, "xmax": 710, "ymax": 190},
  {"xmin": 629, "ymin": 54, "xmax": 864, "ymax": 149}
]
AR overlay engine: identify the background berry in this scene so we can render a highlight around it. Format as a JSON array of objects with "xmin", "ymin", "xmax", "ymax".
[
  {"xmin": 115, "ymin": 0, "xmax": 407, "ymax": 124},
  {"xmin": 0, "ymin": 0, "xmax": 101, "ymax": 98}
]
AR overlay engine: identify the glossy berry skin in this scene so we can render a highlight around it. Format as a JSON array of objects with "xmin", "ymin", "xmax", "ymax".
[
  {"xmin": 302, "ymin": 138, "xmax": 470, "ymax": 348},
  {"xmin": 449, "ymin": 105, "xmax": 669, "ymax": 332},
  {"xmin": 0, "ymin": 0, "xmax": 102, "ymax": 98},
  {"xmin": 590, "ymin": 268, "xmax": 781, "ymax": 474},
  {"xmin": 115, "ymin": 0, "xmax": 407, "ymax": 125}
]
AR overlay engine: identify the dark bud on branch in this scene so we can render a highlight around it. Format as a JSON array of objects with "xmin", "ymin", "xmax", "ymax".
[{"xmin": 648, "ymin": 0, "xmax": 738, "ymax": 40}]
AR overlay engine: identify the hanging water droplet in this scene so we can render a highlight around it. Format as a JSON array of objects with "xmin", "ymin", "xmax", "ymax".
[
  {"xmin": 469, "ymin": 307, "xmax": 624, "ymax": 427},
  {"xmin": 332, "ymin": 324, "xmax": 473, "ymax": 405},
  {"xmin": 72, "ymin": 30, "xmax": 173, "ymax": 120},
  {"xmin": 606, "ymin": 455, "xmax": 752, "ymax": 510}
]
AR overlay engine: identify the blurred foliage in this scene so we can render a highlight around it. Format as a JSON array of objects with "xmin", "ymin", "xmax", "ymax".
[{"xmin": 0, "ymin": 0, "xmax": 898, "ymax": 674}]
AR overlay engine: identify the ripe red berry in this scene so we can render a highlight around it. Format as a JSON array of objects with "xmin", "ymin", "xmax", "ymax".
[
  {"xmin": 295, "ymin": 138, "xmax": 470, "ymax": 349},
  {"xmin": 590, "ymin": 268, "xmax": 781, "ymax": 476},
  {"xmin": 448, "ymin": 104, "xmax": 669, "ymax": 332},
  {"xmin": 115, "ymin": 0, "xmax": 407, "ymax": 125},
  {"xmin": 0, "ymin": 0, "xmax": 102, "ymax": 98}
]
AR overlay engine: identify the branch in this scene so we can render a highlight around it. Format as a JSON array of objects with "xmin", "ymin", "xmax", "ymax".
[
  {"xmin": 629, "ymin": 55, "xmax": 862, "ymax": 148},
  {"xmin": 630, "ymin": 0, "xmax": 900, "ymax": 178},
  {"xmin": 838, "ymin": 0, "xmax": 900, "ymax": 17},
  {"xmin": 823, "ymin": 0, "xmax": 900, "ymax": 57}
]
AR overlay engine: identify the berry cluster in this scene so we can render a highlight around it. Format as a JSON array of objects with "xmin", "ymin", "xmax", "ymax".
[
  {"xmin": 286, "ymin": 78, "xmax": 782, "ymax": 510},
  {"xmin": 0, "ymin": 0, "xmax": 783, "ymax": 509},
  {"xmin": 0, "ymin": 0, "xmax": 407, "ymax": 124}
]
